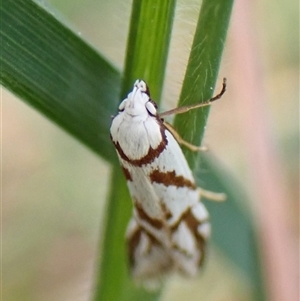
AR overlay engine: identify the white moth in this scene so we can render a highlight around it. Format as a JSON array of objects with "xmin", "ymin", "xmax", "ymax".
[{"xmin": 110, "ymin": 79, "xmax": 226, "ymax": 283}]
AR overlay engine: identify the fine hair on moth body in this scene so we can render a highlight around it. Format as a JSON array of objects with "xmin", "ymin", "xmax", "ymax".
[{"xmin": 110, "ymin": 78, "xmax": 226, "ymax": 286}]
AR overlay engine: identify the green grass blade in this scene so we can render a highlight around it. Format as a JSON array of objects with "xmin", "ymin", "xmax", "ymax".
[
  {"xmin": 121, "ymin": 0, "xmax": 176, "ymax": 101},
  {"xmin": 94, "ymin": 2, "xmax": 177, "ymax": 301},
  {"xmin": 174, "ymin": 0, "xmax": 234, "ymax": 168},
  {"xmin": 0, "ymin": 0, "xmax": 120, "ymax": 162},
  {"xmin": 172, "ymin": 0, "xmax": 265, "ymax": 298}
]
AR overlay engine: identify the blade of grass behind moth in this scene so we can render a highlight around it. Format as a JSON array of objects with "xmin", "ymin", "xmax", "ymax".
[
  {"xmin": 172, "ymin": 0, "xmax": 265, "ymax": 298},
  {"xmin": 174, "ymin": 0, "xmax": 234, "ymax": 168}
]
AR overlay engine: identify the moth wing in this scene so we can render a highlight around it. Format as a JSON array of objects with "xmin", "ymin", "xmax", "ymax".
[
  {"xmin": 121, "ymin": 129, "xmax": 200, "ymax": 223},
  {"xmin": 170, "ymin": 202, "xmax": 211, "ymax": 276},
  {"xmin": 126, "ymin": 217, "xmax": 172, "ymax": 282},
  {"xmin": 126, "ymin": 201, "xmax": 211, "ymax": 281}
]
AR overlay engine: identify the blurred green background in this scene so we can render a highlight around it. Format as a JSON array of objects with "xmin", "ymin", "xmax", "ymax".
[{"xmin": 3, "ymin": 0, "xmax": 298, "ymax": 300}]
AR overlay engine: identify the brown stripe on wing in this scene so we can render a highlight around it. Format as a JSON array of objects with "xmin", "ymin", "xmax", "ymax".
[
  {"xmin": 122, "ymin": 166, "xmax": 132, "ymax": 181},
  {"xmin": 150, "ymin": 170, "xmax": 196, "ymax": 189},
  {"xmin": 127, "ymin": 225, "xmax": 161, "ymax": 266},
  {"xmin": 161, "ymin": 202, "xmax": 173, "ymax": 220},
  {"xmin": 135, "ymin": 203, "xmax": 164, "ymax": 229},
  {"xmin": 110, "ymin": 121, "xmax": 167, "ymax": 167},
  {"xmin": 184, "ymin": 209, "xmax": 207, "ymax": 266},
  {"xmin": 127, "ymin": 225, "xmax": 142, "ymax": 267},
  {"xmin": 127, "ymin": 223, "xmax": 173, "ymax": 277},
  {"xmin": 171, "ymin": 208, "xmax": 208, "ymax": 266}
]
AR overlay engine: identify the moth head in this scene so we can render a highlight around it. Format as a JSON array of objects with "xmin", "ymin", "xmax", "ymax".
[{"xmin": 118, "ymin": 80, "xmax": 158, "ymax": 118}]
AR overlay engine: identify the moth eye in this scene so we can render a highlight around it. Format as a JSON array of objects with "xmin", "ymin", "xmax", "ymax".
[
  {"xmin": 134, "ymin": 80, "xmax": 145, "ymax": 91},
  {"xmin": 146, "ymin": 101, "xmax": 157, "ymax": 116},
  {"xmin": 139, "ymin": 81, "xmax": 147, "ymax": 92},
  {"xmin": 118, "ymin": 99, "xmax": 126, "ymax": 111},
  {"xmin": 134, "ymin": 80, "xmax": 150, "ymax": 96}
]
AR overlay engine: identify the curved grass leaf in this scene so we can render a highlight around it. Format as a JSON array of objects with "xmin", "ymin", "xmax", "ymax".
[
  {"xmin": 0, "ymin": 0, "xmax": 120, "ymax": 162},
  {"xmin": 196, "ymin": 154, "xmax": 265, "ymax": 300}
]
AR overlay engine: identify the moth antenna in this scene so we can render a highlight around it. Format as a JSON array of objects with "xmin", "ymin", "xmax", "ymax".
[{"xmin": 159, "ymin": 77, "xmax": 227, "ymax": 118}]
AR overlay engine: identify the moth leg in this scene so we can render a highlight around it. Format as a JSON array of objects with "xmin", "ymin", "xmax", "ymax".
[
  {"xmin": 164, "ymin": 122, "xmax": 207, "ymax": 152},
  {"xmin": 198, "ymin": 188, "xmax": 226, "ymax": 202}
]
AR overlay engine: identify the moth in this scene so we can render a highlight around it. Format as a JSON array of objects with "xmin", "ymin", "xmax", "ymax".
[{"xmin": 110, "ymin": 78, "xmax": 226, "ymax": 283}]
